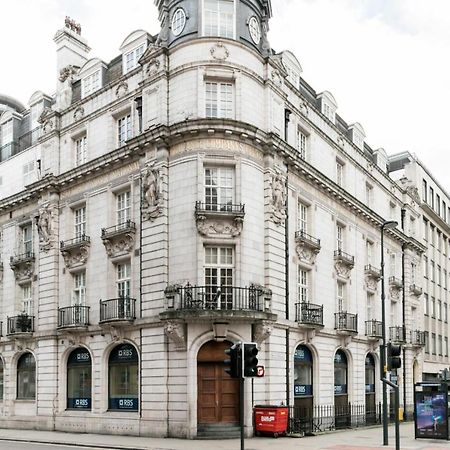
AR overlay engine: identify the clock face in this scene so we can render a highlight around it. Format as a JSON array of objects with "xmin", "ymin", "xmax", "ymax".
[
  {"xmin": 171, "ymin": 8, "xmax": 186, "ymax": 37},
  {"xmin": 248, "ymin": 16, "xmax": 261, "ymax": 45}
]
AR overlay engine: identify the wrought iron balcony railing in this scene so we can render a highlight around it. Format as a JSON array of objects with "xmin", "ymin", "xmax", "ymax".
[
  {"xmin": 7, "ymin": 315, "xmax": 35, "ymax": 335},
  {"xmin": 294, "ymin": 230, "xmax": 321, "ymax": 249},
  {"xmin": 0, "ymin": 128, "xmax": 41, "ymax": 163},
  {"xmin": 411, "ymin": 330, "xmax": 426, "ymax": 347},
  {"xmin": 195, "ymin": 201, "xmax": 245, "ymax": 215},
  {"xmin": 409, "ymin": 284, "xmax": 423, "ymax": 296},
  {"xmin": 389, "ymin": 276, "xmax": 403, "ymax": 288},
  {"xmin": 58, "ymin": 305, "xmax": 90, "ymax": 328},
  {"xmin": 389, "ymin": 326, "xmax": 406, "ymax": 343},
  {"xmin": 99, "ymin": 297, "xmax": 136, "ymax": 323},
  {"xmin": 10, "ymin": 252, "xmax": 34, "ymax": 265},
  {"xmin": 334, "ymin": 249, "xmax": 355, "ymax": 266},
  {"xmin": 165, "ymin": 283, "xmax": 270, "ymax": 312},
  {"xmin": 295, "ymin": 302, "xmax": 324, "ymax": 327},
  {"xmin": 364, "ymin": 265, "xmax": 381, "ymax": 279},
  {"xmin": 365, "ymin": 320, "xmax": 382, "ymax": 339},
  {"xmin": 60, "ymin": 234, "xmax": 91, "ymax": 250},
  {"xmin": 101, "ymin": 220, "xmax": 136, "ymax": 239},
  {"xmin": 334, "ymin": 312, "xmax": 358, "ymax": 333}
]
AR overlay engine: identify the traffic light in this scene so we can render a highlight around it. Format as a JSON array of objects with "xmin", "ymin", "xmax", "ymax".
[
  {"xmin": 224, "ymin": 343, "xmax": 241, "ymax": 378},
  {"xmin": 243, "ymin": 342, "xmax": 259, "ymax": 377},
  {"xmin": 387, "ymin": 343, "xmax": 402, "ymax": 371}
]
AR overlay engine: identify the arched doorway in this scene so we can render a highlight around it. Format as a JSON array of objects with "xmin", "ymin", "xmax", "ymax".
[
  {"xmin": 294, "ymin": 345, "xmax": 314, "ymax": 433},
  {"xmin": 197, "ymin": 340, "xmax": 239, "ymax": 425},
  {"xmin": 67, "ymin": 347, "xmax": 92, "ymax": 410},
  {"xmin": 334, "ymin": 349, "xmax": 349, "ymax": 429},
  {"xmin": 365, "ymin": 353, "xmax": 376, "ymax": 424}
]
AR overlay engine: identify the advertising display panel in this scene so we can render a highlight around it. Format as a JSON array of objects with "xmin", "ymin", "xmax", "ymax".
[{"xmin": 415, "ymin": 390, "xmax": 448, "ymax": 439}]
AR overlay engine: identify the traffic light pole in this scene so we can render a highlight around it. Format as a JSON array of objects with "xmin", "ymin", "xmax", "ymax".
[{"xmin": 382, "ymin": 378, "xmax": 400, "ymax": 450}]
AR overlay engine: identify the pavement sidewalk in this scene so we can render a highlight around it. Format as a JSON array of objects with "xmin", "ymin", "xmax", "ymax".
[{"xmin": 0, "ymin": 422, "xmax": 449, "ymax": 450}]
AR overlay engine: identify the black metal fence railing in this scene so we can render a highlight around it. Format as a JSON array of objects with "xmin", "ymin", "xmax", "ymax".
[
  {"xmin": 99, "ymin": 298, "xmax": 136, "ymax": 322},
  {"xmin": 288, "ymin": 403, "xmax": 382, "ymax": 434},
  {"xmin": 334, "ymin": 312, "xmax": 358, "ymax": 333},
  {"xmin": 294, "ymin": 230, "xmax": 321, "ymax": 248},
  {"xmin": 295, "ymin": 302, "xmax": 323, "ymax": 326},
  {"xmin": 389, "ymin": 326, "xmax": 406, "ymax": 343},
  {"xmin": 411, "ymin": 330, "xmax": 426, "ymax": 346},
  {"xmin": 10, "ymin": 252, "xmax": 35, "ymax": 265},
  {"xmin": 334, "ymin": 249, "xmax": 355, "ymax": 265},
  {"xmin": 58, "ymin": 305, "xmax": 90, "ymax": 328},
  {"xmin": 195, "ymin": 201, "xmax": 245, "ymax": 214},
  {"xmin": 60, "ymin": 234, "xmax": 91, "ymax": 249},
  {"xmin": 165, "ymin": 284, "xmax": 266, "ymax": 311},
  {"xmin": 7, "ymin": 315, "xmax": 35, "ymax": 334},
  {"xmin": 0, "ymin": 128, "xmax": 41, "ymax": 162},
  {"xmin": 365, "ymin": 319, "xmax": 382, "ymax": 338},
  {"xmin": 101, "ymin": 220, "xmax": 136, "ymax": 238}
]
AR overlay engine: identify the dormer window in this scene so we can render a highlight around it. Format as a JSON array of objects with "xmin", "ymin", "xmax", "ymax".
[
  {"xmin": 203, "ymin": 0, "xmax": 235, "ymax": 39},
  {"xmin": 82, "ymin": 70, "xmax": 101, "ymax": 98},
  {"xmin": 124, "ymin": 44, "xmax": 146, "ymax": 74},
  {"xmin": 323, "ymin": 103, "xmax": 334, "ymax": 122},
  {"xmin": 1, "ymin": 120, "xmax": 13, "ymax": 146},
  {"xmin": 318, "ymin": 91, "xmax": 338, "ymax": 124}
]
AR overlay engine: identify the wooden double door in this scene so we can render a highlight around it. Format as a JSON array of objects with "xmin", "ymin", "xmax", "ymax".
[{"xmin": 197, "ymin": 341, "xmax": 240, "ymax": 424}]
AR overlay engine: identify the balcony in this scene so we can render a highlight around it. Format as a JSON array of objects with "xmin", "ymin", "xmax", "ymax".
[
  {"xmin": 364, "ymin": 265, "xmax": 381, "ymax": 291},
  {"xmin": 60, "ymin": 235, "xmax": 91, "ymax": 269},
  {"xmin": 389, "ymin": 277, "xmax": 403, "ymax": 289},
  {"xmin": 295, "ymin": 302, "xmax": 323, "ymax": 328},
  {"xmin": 58, "ymin": 306, "xmax": 90, "ymax": 329},
  {"xmin": 7, "ymin": 314, "xmax": 34, "ymax": 337},
  {"xmin": 10, "ymin": 252, "xmax": 35, "ymax": 282},
  {"xmin": 101, "ymin": 220, "xmax": 136, "ymax": 259},
  {"xmin": 409, "ymin": 284, "xmax": 423, "ymax": 296},
  {"xmin": 194, "ymin": 201, "xmax": 245, "ymax": 238},
  {"xmin": 99, "ymin": 297, "xmax": 136, "ymax": 324},
  {"xmin": 295, "ymin": 230, "xmax": 321, "ymax": 265},
  {"xmin": 365, "ymin": 320, "xmax": 383, "ymax": 340},
  {"xmin": 334, "ymin": 312, "xmax": 358, "ymax": 334},
  {"xmin": 334, "ymin": 249, "xmax": 354, "ymax": 278},
  {"xmin": 389, "ymin": 326, "xmax": 406, "ymax": 343},
  {"xmin": 411, "ymin": 330, "xmax": 426, "ymax": 347},
  {"xmin": 161, "ymin": 283, "xmax": 276, "ymax": 323}
]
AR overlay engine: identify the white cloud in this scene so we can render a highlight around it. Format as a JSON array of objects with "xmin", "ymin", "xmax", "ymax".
[{"xmin": 1, "ymin": 0, "xmax": 449, "ymax": 190}]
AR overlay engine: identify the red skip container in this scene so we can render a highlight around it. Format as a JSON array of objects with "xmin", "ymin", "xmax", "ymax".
[{"xmin": 254, "ymin": 405, "xmax": 289, "ymax": 437}]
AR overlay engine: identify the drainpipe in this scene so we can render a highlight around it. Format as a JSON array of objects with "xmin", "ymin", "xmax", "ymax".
[
  {"xmin": 400, "ymin": 208, "xmax": 407, "ymax": 418},
  {"xmin": 285, "ymin": 165, "xmax": 290, "ymax": 406}
]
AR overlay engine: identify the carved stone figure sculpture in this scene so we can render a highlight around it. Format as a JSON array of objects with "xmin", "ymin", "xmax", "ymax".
[
  {"xmin": 36, "ymin": 204, "xmax": 57, "ymax": 252},
  {"xmin": 142, "ymin": 165, "xmax": 163, "ymax": 221},
  {"xmin": 270, "ymin": 171, "xmax": 286, "ymax": 225}
]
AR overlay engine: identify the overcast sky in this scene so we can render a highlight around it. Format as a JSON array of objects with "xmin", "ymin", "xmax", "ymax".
[{"xmin": 1, "ymin": 0, "xmax": 448, "ymax": 191}]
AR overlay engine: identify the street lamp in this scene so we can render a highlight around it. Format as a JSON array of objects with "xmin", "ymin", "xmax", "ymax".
[{"xmin": 380, "ymin": 220, "xmax": 398, "ymax": 446}]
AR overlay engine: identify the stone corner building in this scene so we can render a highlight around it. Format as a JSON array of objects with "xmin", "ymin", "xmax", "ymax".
[{"xmin": 0, "ymin": 0, "xmax": 444, "ymax": 439}]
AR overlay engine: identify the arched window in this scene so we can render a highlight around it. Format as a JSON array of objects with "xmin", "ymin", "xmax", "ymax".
[
  {"xmin": 67, "ymin": 348, "xmax": 92, "ymax": 409},
  {"xmin": 17, "ymin": 353, "xmax": 35, "ymax": 400},
  {"xmin": 203, "ymin": 0, "xmax": 235, "ymax": 39},
  {"xmin": 334, "ymin": 350, "xmax": 347, "ymax": 395},
  {"xmin": 294, "ymin": 345, "xmax": 313, "ymax": 397},
  {"xmin": 365, "ymin": 353, "xmax": 375, "ymax": 394},
  {"xmin": 108, "ymin": 343, "xmax": 138, "ymax": 411}
]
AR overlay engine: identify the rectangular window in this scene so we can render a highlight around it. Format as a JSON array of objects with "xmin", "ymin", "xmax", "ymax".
[
  {"xmin": 337, "ymin": 282, "xmax": 345, "ymax": 312},
  {"xmin": 297, "ymin": 268, "xmax": 309, "ymax": 303},
  {"xmin": 438, "ymin": 335, "xmax": 443, "ymax": 356},
  {"xmin": 75, "ymin": 136, "xmax": 87, "ymax": 166},
  {"xmin": 22, "ymin": 283, "xmax": 32, "ymax": 315},
  {"xmin": 365, "ymin": 184, "xmax": 372, "ymax": 207},
  {"xmin": 366, "ymin": 292, "xmax": 374, "ymax": 320},
  {"xmin": 74, "ymin": 206, "xmax": 86, "ymax": 239},
  {"xmin": 23, "ymin": 161, "xmax": 35, "ymax": 186},
  {"xmin": 422, "ymin": 179, "xmax": 427, "ymax": 202},
  {"xmin": 390, "ymin": 203, "xmax": 396, "ymax": 221},
  {"xmin": 430, "ymin": 187, "xmax": 434, "ymax": 208},
  {"xmin": 22, "ymin": 225, "xmax": 32, "ymax": 256},
  {"xmin": 117, "ymin": 114, "xmax": 132, "ymax": 146},
  {"xmin": 336, "ymin": 224, "xmax": 344, "ymax": 250},
  {"xmin": 437, "ymin": 194, "xmax": 441, "ymax": 215},
  {"xmin": 445, "ymin": 303, "xmax": 448, "ymax": 322},
  {"xmin": 430, "ymin": 224, "xmax": 435, "ymax": 246},
  {"xmin": 437, "ymin": 230, "xmax": 442, "ymax": 251},
  {"xmin": 438, "ymin": 265, "xmax": 442, "ymax": 285},
  {"xmin": 204, "ymin": 246, "xmax": 234, "ymax": 310},
  {"xmin": 72, "ymin": 272, "xmax": 86, "ymax": 305},
  {"xmin": 297, "ymin": 202, "xmax": 308, "ymax": 233},
  {"xmin": 1, "ymin": 119, "xmax": 13, "ymax": 146},
  {"xmin": 205, "ymin": 81, "xmax": 233, "ymax": 118},
  {"xmin": 117, "ymin": 262, "xmax": 131, "ymax": 298},
  {"xmin": 423, "ymin": 218, "xmax": 428, "ymax": 241},
  {"xmin": 203, "ymin": 0, "xmax": 235, "ymax": 38},
  {"xmin": 82, "ymin": 70, "xmax": 101, "ymax": 98},
  {"xmin": 336, "ymin": 160, "xmax": 344, "ymax": 187},
  {"xmin": 432, "ymin": 333, "xmax": 436, "ymax": 355},
  {"xmin": 431, "ymin": 296, "xmax": 436, "ymax": 318},
  {"xmin": 124, "ymin": 44, "xmax": 146, "ymax": 73},
  {"xmin": 431, "ymin": 260, "xmax": 435, "ymax": 282},
  {"xmin": 444, "ymin": 269, "xmax": 448, "ymax": 289},
  {"xmin": 117, "ymin": 191, "xmax": 131, "ymax": 225},
  {"xmin": 423, "ymin": 256, "xmax": 428, "ymax": 278},
  {"xmin": 425, "ymin": 332, "xmax": 430, "ymax": 353},
  {"xmin": 297, "ymin": 129, "xmax": 307, "ymax": 159},
  {"xmin": 438, "ymin": 300, "xmax": 442, "ymax": 321},
  {"xmin": 445, "ymin": 337, "xmax": 449, "ymax": 357},
  {"xmin": 444, "ymin": 201, "xmax": 447, "ymax": 221},
  {"xmin": 424, "ymin": 293, "xmax": 429, "ymax": 316},
  {"xmin": 365, "ymin": 241, "xmax": 373, "ymax": 265},
  {"xmin": 204, "ymin": 167, "xmax": 234, "ymax": 210}
]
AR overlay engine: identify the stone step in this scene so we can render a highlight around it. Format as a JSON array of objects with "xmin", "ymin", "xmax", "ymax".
[{"xmin": 197, "ymin": 423, "xmax": 241, "ymax": 439}]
